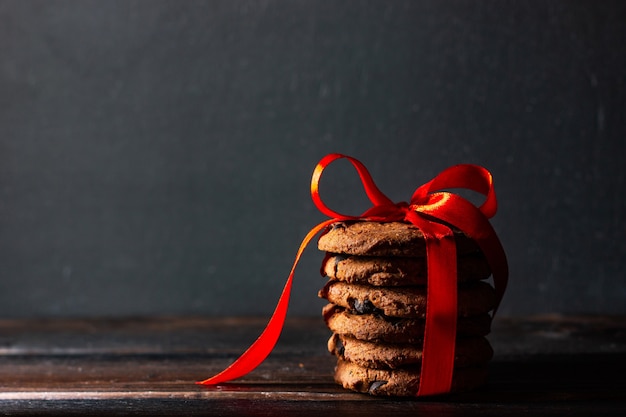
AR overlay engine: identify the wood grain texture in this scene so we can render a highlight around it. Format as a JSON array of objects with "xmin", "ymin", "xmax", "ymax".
[{"xmin": 0, "ymin": 315, "xmax": 625, "ymax": 416}]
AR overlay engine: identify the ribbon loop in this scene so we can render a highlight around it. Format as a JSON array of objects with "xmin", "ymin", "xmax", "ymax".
[
  {"xmin": 312, "ymin": 153, "xmax": 394, "ymax": 220},
  {"xmin": 411, "ymin": 164, "xmax": 498, "ymax": 218},
  {"xmin": 199, "ymin": 153, "xmax": 508, "ymax": 397}
]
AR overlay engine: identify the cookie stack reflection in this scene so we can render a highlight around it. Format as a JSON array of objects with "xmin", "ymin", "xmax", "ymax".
[{"xmin": 317, "ymin": 221, "xmax": 497, "ymax": 396}]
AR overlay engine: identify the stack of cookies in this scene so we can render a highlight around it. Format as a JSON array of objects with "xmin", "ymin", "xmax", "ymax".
[{"xmin": 317, "ymin": 221, "xmax": 498, "ymax": 396}]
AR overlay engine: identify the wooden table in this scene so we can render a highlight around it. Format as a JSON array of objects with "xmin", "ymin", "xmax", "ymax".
[{"xmin": 1, "ymin": 315, "xmax": 624, "ymax": 416}]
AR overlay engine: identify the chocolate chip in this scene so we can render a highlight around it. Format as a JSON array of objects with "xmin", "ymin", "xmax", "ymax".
[
  {"xmin": 336, "ymin": 338, "xmax": 345, "ymax": 357},
  {"xmin": 368, "ymin": 380, "xmax": 388, "ymax": 393},
  {"xmin": 330, "ymin": 222, "xmax": 346, "ymax": 230},
  {"xmin": 332, "ymin": 254, "xmax": 348, "ymax": 275},
  {"xmin": 333, "ymin": 254, "xmax": 348, "ymax": 266},
  {"xmin": 350, "ymin": 298, "xmax": 377, "ymax": 314}
]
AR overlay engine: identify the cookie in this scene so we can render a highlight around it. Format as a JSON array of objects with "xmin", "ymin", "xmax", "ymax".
[
  {"xmin": 321, "ymin": 253, "xmax": 491, "ymax": 286},
  {"xmin": 328, "ymin": 333, "xmax": 493, "ymax": 369},
  {"xmin": 334, "ymin": 359, "xmax": 489, "ymax": 396},
  {"xmin": 317, "ymin": 221, "xmax": 481, "ymax": 257},
  {"xmin": 318, "ymin": 281, "xmax": 497, "ymax": 319},
  {"xmin": 322, "ymin": 304, "xmax": 492, "ymax": 342}
]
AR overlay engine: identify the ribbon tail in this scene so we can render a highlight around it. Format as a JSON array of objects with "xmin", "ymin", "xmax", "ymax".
[
  {"xmin": 416, "ymin": 227, "xmax": 458, "ymax": 396},
  {"xmin": 197, "ymin": 219, "xmax": 336, "ymax": 386}
]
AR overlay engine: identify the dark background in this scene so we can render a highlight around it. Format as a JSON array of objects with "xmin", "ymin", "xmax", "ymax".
[{"xmin": 1, "ymin": 1, "xmax": 624, "ymax": 318}]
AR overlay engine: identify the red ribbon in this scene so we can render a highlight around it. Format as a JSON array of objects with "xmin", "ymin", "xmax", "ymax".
[{"xmin": 198, "ymin": 153, "xmax": 508, "ymax": 396}]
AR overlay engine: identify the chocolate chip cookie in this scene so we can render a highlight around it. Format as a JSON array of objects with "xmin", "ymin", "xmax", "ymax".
[
  {"xmin": 322, "ymin": 304, "xmax": 492, "ymax": 343},
  {"xmin": 334, "ymin": 359, "xmax": 489, "ymax": 396},
  {"xmin": 318, "ymin": 221, "xmax": 481, "ymax": 257},
  {"xmin": 328, "ymin": 333, "xmax": 493, "ymax": 369},
  {"xmin": 321, "ymin": 253, "xmax": 491, "ymax": 286},
  {"xmin": 318, "ymin": 281, "xmax": 497, "ymax": 319}
]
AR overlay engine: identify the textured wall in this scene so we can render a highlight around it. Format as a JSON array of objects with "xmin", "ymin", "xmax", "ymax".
[{"xmin": 1, "ymin": 0, "xmax": 625, "ymax": 317}]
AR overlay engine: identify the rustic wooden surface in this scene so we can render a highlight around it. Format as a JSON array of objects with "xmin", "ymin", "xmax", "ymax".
[{"xmin": 0, "ymin": 315, "xmax": 625, "ymax": 416}]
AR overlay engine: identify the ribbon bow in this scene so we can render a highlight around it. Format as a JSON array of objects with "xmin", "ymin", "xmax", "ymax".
[{"xmin": 198, "ymin": 153, "xmax": 508, "ymax": 396}]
